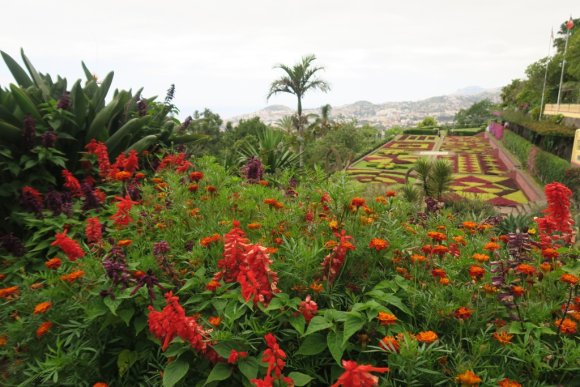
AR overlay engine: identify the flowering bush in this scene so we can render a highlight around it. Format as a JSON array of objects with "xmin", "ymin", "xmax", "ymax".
[{"xmin": 0, "ymin": 146, "xmax": 578, "ymax": 386}]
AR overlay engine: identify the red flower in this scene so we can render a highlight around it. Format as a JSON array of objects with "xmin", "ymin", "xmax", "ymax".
[
  {"xmin": 321, "ymin": 230, "xmax": 356, "ymax": 283},
  {"xmin": 125, "ymin": 149, "xmax": 139, "ymax": 173},
  {"xmin": 561, "ymin": 274, "xmax": 579, "ymax": 285},
  {"xmin": 298, "ymin": 295, "xmax": 318, "ymax": 322},
  {"xmin": 541, "ymin": 248, "xmax": 559, "ymax": 260},
  {"xmin": 498, "ymin": 378, "xmax": 522, "ymax": 387},
  {"xmin": 85, "ymin": 139, "xmax": 111, "ymax": 178},
  {"xmin": 331, "ymin": 360, "xmax": 389, "ymax": 387},
  {"xmin": 427, "ymin": 231, "xmax": 447, "ymax": 242},
  {"xmin": 148, "ymin": 292, "xmax": 211, "ymax": 353},
  {"xmin": 85, "ymin": 217, "xmax": 103, "ymax": 243},
  {"xmin": 385, "ymin": 190, "xmax": 396, "ymax": 197},
  {"xmin": 227, "ymin": 349, "xmax": 248, "ymax": 364},
  {"xmin": 62, "ymin": 169, "xmax": 81, "ymax": 194},
  {"xmin": 110, "ymin": 195, "xmax": 138, "ymax": 227},
  {"xmin": 237, "ymin": 244, "xmax": 280, "ymax": 306},
  {"xmin": 350, "ymin": 197, "xmax": 366, "ymax": 208},
  {"xmin": 511, "ymin": 286, "xmax": 525, "ymax": 297},
  {"xmin": 515, "ymin": 264, "xmax": 536, "ymax": 276},
  {"xmin": 189, "ymin": 171, "xmax": 204, "ymax": 181},
  {"xmin": 51, "ymin": 230, "xmax": 85, "ymax": 261},
  {"xmin": 431, "ymin": 268, "xmax": 447, "ymax": 278},
  {"xmin": 215, "ymin": 221, "xmax": 250, "ymax": 283},
  {"xmin": 454, "ymin": 306, "xmax": 474, "ymax": 320}
]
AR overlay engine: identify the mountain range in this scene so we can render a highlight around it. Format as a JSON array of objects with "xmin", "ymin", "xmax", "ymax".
[{"xmin": 225, "ymin": 87, "xmax": 500, "ymax": 129}]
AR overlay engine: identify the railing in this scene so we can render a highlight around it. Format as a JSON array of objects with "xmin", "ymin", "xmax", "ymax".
[{"xmin": 543, "ymin": 104, "xmax": 580, "ymax": 118}]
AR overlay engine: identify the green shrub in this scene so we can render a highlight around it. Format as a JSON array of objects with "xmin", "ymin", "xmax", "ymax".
[
  {"xmin": 501, "ymin": 110, "xmax": 575, "ymax": 137},
  {"xmin": 534, "ymin": 149, "xmax": 570, "ymax": 184},
  {"xmin": 448, "ymin": 127, "xmax": 485, "ymax": 136},
  {"xmin": 402, "ymin": 127, "xmax": 436, "ymax": 135},
  {"xmin": 502, "ymin": 130, "xmax": 533, "ymax": 167}
]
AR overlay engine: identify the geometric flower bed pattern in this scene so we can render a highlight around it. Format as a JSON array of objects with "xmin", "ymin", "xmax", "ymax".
[{"xmin": 348, "ymin": 133, "xmax": 529, "ymax": 206}]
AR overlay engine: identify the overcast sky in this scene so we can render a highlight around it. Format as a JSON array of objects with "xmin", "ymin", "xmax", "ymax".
[{"xmin": 0, "ymin": 0, "xmax": 576, "ymax": 118}]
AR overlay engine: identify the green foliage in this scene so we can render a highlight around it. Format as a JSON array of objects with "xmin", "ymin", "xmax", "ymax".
[
  {"xmin": 502, "ymin": 130, "xmax": 533, "ymax": 167},
  {"xmin": 501, "ymin": 110, "xmax": 576, "ymax": 137},
  {"xmin": 238, "ymin": 127, "xmax": 299, "ymax": 174},
  {"xmin": 417, "ymin": 116, "xmax": 437, "ymax": 128},
  {"xmin": 406, "ymin": 158, "xmax": 453, "ymax": 199},
  {"xmin": 402, "ymin": 128, "xmax": 436, "ymax": 135},
  {"xmin": 533, "ymin": 149, "xmax": 570, "ymax": 185},
  {"xmin": 454, "ymin": 99, "xmax": 496, "ymax": 127}
]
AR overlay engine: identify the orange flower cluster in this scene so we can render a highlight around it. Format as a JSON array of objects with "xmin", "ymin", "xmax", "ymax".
[
  {"xmin": 454, "ymin": 306, "xmax": 474, "ymax": 320},
  {"xmin": 60, "ymin": 270, "xmax": 85, "ymax": 283},
  {"xmin": 33, "ymin": 301, "xmax": 52, "ymax": 314},
  {"xmin": 515, "ymin": 264, "xmax": 536, "ymax": 276},
  {"xmin": 379, "ymin": 335, "xmax": 400, "ymax": 352},
  {"xmin": 415, "ymin": 330, "xmax": 438, "ymax": 343},
  {"xmin": 455, "ymin": 370, "xmax": 481, "ymax": 386},
  {"xmin": 350, "ymin": 197, "xmax": 366, "ymax": 208},
  {"xmin": 0, "ymin": 286, "xmax": 19, "ymax": 298},
  {"xmin": 472, "ymin": 253, "xmax": 489, "ymax": 263},
  {"xmin": 555, "ymin": 318, "xmax": 577, "ymax": 335},
  {"xmin": 498, "ymin": 379, "xmax": 522, "ymax": 387},
  {"xmin": 377, "ymin": 312, "xmax": 397, "ymax": 326},
  {"xmin": 492, "ymin": 331, "xmax": 513, "ymax": 345},
  {"xmin": 483, "ymin": 242, "xmax": 500, "ymax": 252},
  {"xmin": 369, "ymin": 238, "xmax": 389, "ymax": 252},
  {"xmin": 468, "ymin": 265, "xmax": 485, "ymax": 281},
  {"xmin": 427, "ymin": 231, "xmax": 447, "ymax": 242},
  {"xmin": 200, "ymin": 233, "xmax": 221, "ymax": 247},
  {"xmin": 560, "ymin": 273, "xmax": 578, "ymax": 286},
  {"xmin": 36, "ymin": 321, "xmax": 53, "ymax": 338}
]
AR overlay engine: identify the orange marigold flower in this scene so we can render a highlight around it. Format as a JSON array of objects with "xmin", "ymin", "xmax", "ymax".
[
  {"xmin": 440, "ymin": 277, "xmax": 450, "ymax": 286},
  {"xmin": 36, "ymin": 321, "xmax": 53, "ymax": 338},
  {"xmin": 511, "ymin": 286, "xmax": 525, "ymax": 297},
  {"xmin": 499, "ymin": 234, "xmax": 509, "ymax": 243},
  {"xmin": 561, "ymin": 273, "xmax": 579, "ymax": 285},
  {"xmin": 482, "ymin": 284, "xmax": 498, "ymax": 294},
  {"xmin": 472, "ymin": 253, "xmax": 489, "ymax": 263},
  {"xmin": 206, "ymin": 280, "xmax": 221, "ymax": 292},
  {"xmin": 411, "ymin": 254, "xmax": 427, "ymax": 263},
  {"xmin": 375, "ymin": 196, "xmax": 387, "ymax": 205},
  {"xmin": 453, "ymin": 235, "xmax": 467, "ymax": 246},
  {"xmin": 555, "ymin": 318, "xmax": 577, "ymax": 335},
  {"xmin": 483, "ymin": 242, "xmax": 500, "ymax": 252},
  {"xmin": 200, "ymin": 233, "xmax": 220, "ymax": 247},
  {"xmin": 539, "ymin": 262, "xmax": 552, "ymax": 272},
  {"xmin": 492, "ymin": 331, "xmax": 513, "ymax": 345},
  {"xmin": 114, "ymin": 171, "xmax": 132, "ymax": 181},
  {"xmin": 369, "ymin": 238, "xmax": 389, "ymax": 251},
  {"xmin": 432, "ymin": 245, "xmax": 449, "ymax": 256},
  {"xmin": 208, "ymin": 316, "xmax": 221, "ymax": 327},
  {"xmin": 259, "ymin": 180, "xmax": 269, "ymax": 186},
  {"xmin": 247, "ymin": 222, "xmax": 261, "ymax": 230},
  {"xmin": 263, "ymin": 198, "xmax": 284, "ymax": 209},
  {"xmin": 59, "ymin": 270, "xmax": 85, "ymax": 283},
  {"xmin": 415, "ymin": 331, "xmax": 438, "ymax": 344},
  {"xmin": 93, "ymin": 383, "xmax": 109, "ymax": 387},
  {"xmin": 31, "ymin": 282, "xmax": 44, "ymax": 290},
  {"xmin": 542, "ymin": 248, "xmax": 559, "ymax": 260},
  {"xmin": 431, "ymin": 268, "xmax": 447, "ymax": 278},
  {"xmin": 456, "ymin": 370, "xmax": 481, "ymax": 386},
  {"xmin": 454, "ymin": 306, "xmax": 474, "ymax": 320},
  {"xmin": 498, "ymin": 378, "xmax": 522, "ymax": 387},
  {"xmin": 118, "ymin": 239, "xmax": 132, "ymax": 247},
  {"xmin": 0, "ymin": 286, "xmax": 19, "ymax": 298},
  {"xmin": 189, "ymin": 171, "xmax": 204, "ymax": 181},
  {"xmin": 427, "ymin": 231, "xmax": 447, "ymax": 241},
  {"xmin": 45, "ymin": 257, "xmax": 62, "ymax": 270},
  {"xmin": 135, "ymin": 172, "xmax": 145, "ymax": 180},
  {"xmin": 206, "ymin": 185, "xmax": 217, "ymax": 193},
  {"xmin": 310, "ymin": 282, "xmax": 323, "ymax": 293},
  {"xmin": 0, "ymin": 335, "xmax": 7, "ymax": 347},
  {"xmin": 462, "ymin": 221, "xmax": 477, "ymax": 230},
  {"xmin": 350, "ymin": 197, "xmax": 366, "ymax": 208},
  {"xmin": 33, "ymin": 301, "xmax": 53, "ymax": 314},
  {"xmin": 379, "ymin": 335, "xmax": 400, "ymax": 352},
  {"xmin": 188, "ymin": 183, "xmax": 199, "ymax": 192},
  {"xmin": 468, "ymin": 265, "xmax": 485, "ymax": 281},
  {"xmin": 377, "ymin": 312, "xmax": 397, "ymax": 326},
  {"xmin": 385, "ymin": 190, "xmax": 396, "ymax": 197},
  {"xmin": 515, "ymin": 264, "xmax": 536, "ymax": 276}
]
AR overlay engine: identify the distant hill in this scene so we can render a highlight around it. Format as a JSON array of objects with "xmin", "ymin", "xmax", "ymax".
[{"xmin": 225, "ymin": 87, "xmax": 501, "ymax": 129}]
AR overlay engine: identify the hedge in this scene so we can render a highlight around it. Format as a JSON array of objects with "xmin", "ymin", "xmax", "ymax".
[
  {"xmin": 533, "ymin": 149, "xmax": 571, "ymax": 185},
  {"xmin": 501, "ymin": 110, "xmax": 576, "ymax": 138},
  {"xmin": 502, "ymin": 130, "xmax": 533, "ymax": 167}
]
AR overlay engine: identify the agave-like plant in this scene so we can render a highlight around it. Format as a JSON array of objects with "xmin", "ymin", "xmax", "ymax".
[{"xmin": 238, "ymin": 128, "xmax": 299, "ymax": 174}]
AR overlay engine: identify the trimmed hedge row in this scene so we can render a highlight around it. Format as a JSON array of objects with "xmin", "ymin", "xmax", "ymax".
[
  {"xmin": 501, "ymin": 130, "xmax": 574, "ymax": 187},
  {"xmin": 449, "ymin": 127, "xmax": 485, "ymax": 136},
  {"xmin": 501, "ymin": 110, "xmax": 576, "ymax": 138}
]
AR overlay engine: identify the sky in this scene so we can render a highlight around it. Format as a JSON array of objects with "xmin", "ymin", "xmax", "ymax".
[{"xmin": 0, "ymin": 0, "xmax": 577, "ymax": 119}]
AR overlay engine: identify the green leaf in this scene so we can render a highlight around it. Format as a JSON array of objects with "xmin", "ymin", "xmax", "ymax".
[
  {"xmin": 327, "ymin": 331, "xmax": 346, "ymax": 365},
  {"xmin": 343, "ymin": 312, "xmax": 366, "ymax": 345},
  {"xmin": 366, "ymin": 290, "xmax": 412, "ymax": 316},
  {"xmin": 117, "ymin": 349, "xmax": 138, "ymax": 377},
  {"xmin": 288, "ymin": 314, "xmax": 306, "ymax": 336},
  {"xmin": 105, "ymin": 116, "xmax": 149, "ymax": 155},
  {"xmin": 288, "ymin": 372, "xmax": 314, "ymax": 386},
  {"xmin": 163, "ymin": 358, "xmax": 190, "ymax": 387},
  {"xmin": 238, "ymin": 356, "xmax": 260, "ymax": 381},
  {"xmin": 212, "ymin": 341, "xmax": 238, "ymax": 359},
  {"xmin": 296, "ymin": 333, "xmax": 326, "ymax": 356},
  {"xmin": 1, "ymin": 50, "xmax": 33, "ymax": 87},
  {"xmin": 204, "ymin": 363, "xmax": 232, "ymax": 386},
  {"xmin": 103, "ymin": 297, "xmax": 122, "ymax": 316},
  {"xmin": 21, "ymin": 49, "xmax": 50, "ymax": 101},
  {"xmin": 117, "ymin": 307, "xmax": 135, "ymax": 326},
  {"xmin": 9, "ymin": 84, "xmax": 42, "ymax": 121},
  {"xmin": 304, "ymin": 316, "xmax": 333, "ymax": 336}
]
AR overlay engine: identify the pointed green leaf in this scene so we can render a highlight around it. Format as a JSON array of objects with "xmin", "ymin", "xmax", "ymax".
[
  {"xmin": 0, "ymin": 120, "xmax": 22, "ymax": 143},
  {"xmin": 296, "ymin": 333, "xmax": 326, "ymax": 356},
  {"xmin": 106, "ymin": 116, "xmax": 149, "ymax": 155},
  {"xmin": 93, "ymin": 71, "xmax": 114, "ymax": 111},
  {"xmin": 305, "ymin": 316, "xmax": 333, "ymax": 336},
  {"xmin": 127, "ymin": 134, "xmax": 158, "ymax": 153},
  {"xmin": 163, "ymin": 358, "xmax": 190, "ymax": 387},
  {"xmin": 327, "ymin": 331, "xmax": 346, "ymax": 365},
  {"xmin": 9, "ymin": 84, "xmax": 42, "ymax": 121},
  {"xmin": 1, "ymin": 50, "xmax": 33, "ymax": 87},
  {"xmin": 20, "ymin": 49, "xmax": 50, "ymax": 101},
  {"xmin": 288, "ymin": 372, "xmax": 314, "ymax": 386},
  {"xmin": 238, "ymin": 356, "xmax": 260, "ymax": 381},
  {"xmin": 81, "ymin": 61, "xmax": 93, "ymax": 81},
  {"xmin": 343, "ymin": 312, "xmax": 366, "ymax": 345},
  {"xmin": 204, "ymin": 363, "xmax": 232, "ymax": 386}
]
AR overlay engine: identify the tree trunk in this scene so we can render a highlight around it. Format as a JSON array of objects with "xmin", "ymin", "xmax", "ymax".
[{"xmin": 296, "ymin": 96, "xmax": 304, "ymax": 167}]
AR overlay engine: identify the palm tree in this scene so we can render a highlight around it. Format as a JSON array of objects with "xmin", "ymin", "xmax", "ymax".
[{"xmin": 267, "ymin": 55, "xmax": 330, "ymax": 166}]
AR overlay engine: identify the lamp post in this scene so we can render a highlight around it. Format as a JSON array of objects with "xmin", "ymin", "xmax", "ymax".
[
  {"xmin": 539, "ymin": 29, "xmax": 553, "ymax": 120},
  {"xmin": 556, "ymin": 17, "xmax": 575, "ymax": 108}
]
